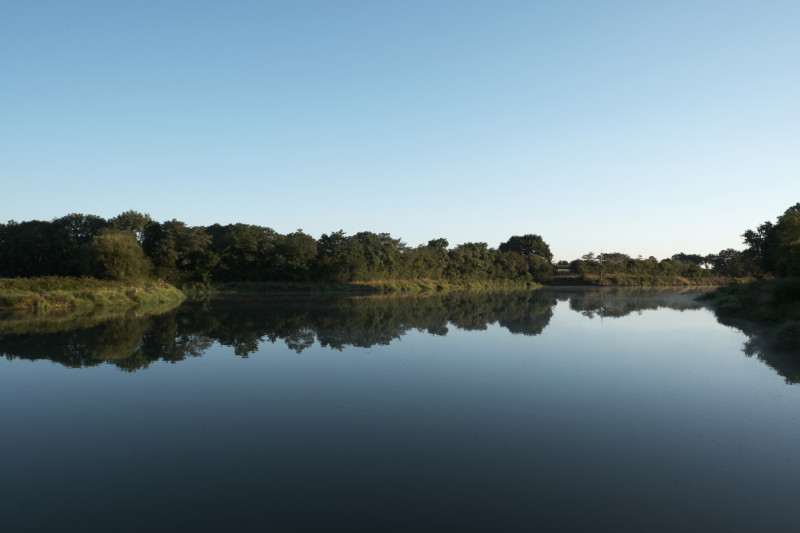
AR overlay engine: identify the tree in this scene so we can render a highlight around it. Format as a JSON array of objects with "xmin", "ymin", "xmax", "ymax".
[
  {"xmin": 274, "ymin": 230, "xmax": 318, "ymax": 281},
  {"xmin": 90, "ymin": 228, "xmax": 151, "ymax": 281},
  {"xmin": 143, "ymin": 221, "xmax": 217, "ymax": 283},
  {"xmin": 51, "ymin": 213, "xmax": 109, "ymax": 276},
  {"xmin": 499, "ymin": 234, "xmax": 553, "ymax": 263},
  {"xmin": 110, "ymin": 210, "xmax": 154, "ymax": 244},
  {"xmin": 447, "ymin": 242, "xmax": 492, "ymax": 279},
  {"xmin": 208, "ymin": 223, "xmax": 278, "ymax": 281},
  {"xmin": 348, "ymin": 231, "xmax": 403, "ymax": 280},
  {"xmin": 772, "ymin": 205, "xmax": 800, "ymax": 276},
  {"xmin": 711, "ymin": 248, "xmax": 754, "ymax": 277},
  {"xmin": 317, "ymin": 230, "xmax": 367, "ymax": 282},
  {"xmin": 741, "ymin": 202, "xmax": 800, "ymax": 277}
]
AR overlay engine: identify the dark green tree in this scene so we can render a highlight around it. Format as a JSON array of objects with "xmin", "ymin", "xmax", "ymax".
[
  {"xmin": 110, "ymin": 210, "xmax": 154, "ymax": 244},
  {"xmin": 51, "ymin": 213, "xmax": 109, "ymax": 276},
  {"xmin": 499, "ymin": 234, "xmax": 553, "ymax": 263},
  {"xmin": 274, "ymin": 230, "xmax": 318, "ymax": 281},
  {"xmin": 143, "ymin": 221, "xmax": 217, "ymax": 284},
  {"xmin": 317, "ymin": 230, "xmax": 361, "ymax": 282},
  {"xmin": 90, "ymin": 228, "xmax": 151, "ymax": 281},
  {"xmin": 772, "ymin": 205, "xmax": 800, "ymax": 276},
  {"xmin": 208, "ymin": 223, "xmax": 279, "ymax": 281},
  {"xmin": 447, "ymin": 242, "xmax": 492, "ymax": 279}
]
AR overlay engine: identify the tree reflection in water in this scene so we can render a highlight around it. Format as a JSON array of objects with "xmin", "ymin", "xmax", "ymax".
[{"xmin": 1, "ymin": 288, "xmax": 798, "ymax": 382}]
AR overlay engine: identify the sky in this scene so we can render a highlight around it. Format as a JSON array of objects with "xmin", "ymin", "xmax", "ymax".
[{"xmin": 2, "ymin": 0, "xmax": 798, "ymax": 261}]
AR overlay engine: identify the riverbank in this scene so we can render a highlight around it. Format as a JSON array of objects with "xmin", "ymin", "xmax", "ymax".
[
  {"xmin": 550, "ymin": 273, "xmax": 743, "ymax": 286},
  {"xmin": 0, "ymin": 277, "xmax": 186, "ymax": 311},
  {"xmin": 194, "ymin": 278, "xmax": 541, "ymax": 296},
  {"xmin": 701, "ymin": 278, "xmax": 800, "ymax": 351}
]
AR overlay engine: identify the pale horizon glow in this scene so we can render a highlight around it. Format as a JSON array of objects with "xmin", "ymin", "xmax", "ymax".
[{"xmin": 2, "ymin": 1, "xmax": 798, "ymax": 261}]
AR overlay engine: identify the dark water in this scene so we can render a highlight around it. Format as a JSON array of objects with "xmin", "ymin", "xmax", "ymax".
[{"xmin": 1, "ymin": 289, "xmax": 799, "ymax": 532}]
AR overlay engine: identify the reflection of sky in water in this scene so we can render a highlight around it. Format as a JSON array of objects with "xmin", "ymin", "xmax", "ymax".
[{"xmin": 1, "ymin": 294, "xmax": 799, "ymax": 531}]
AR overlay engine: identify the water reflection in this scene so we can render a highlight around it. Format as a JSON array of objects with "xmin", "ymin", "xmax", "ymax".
[
  {"xmin": 2, "ymin": 288, "xmax": 798, "ymax": 382},
  {"xmin": 709, "ymin": 308, "xmax": 800, "ymax": 384},
  {"xmin": 566, "ymin": 287, "xmax": 710, "ymax": 318},
  {"xmin": 1, "ymin": 291, "xmax": 556, "ymax": 370}
]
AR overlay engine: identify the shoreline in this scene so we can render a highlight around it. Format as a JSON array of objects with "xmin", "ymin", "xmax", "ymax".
[{"xmin": 0, "ymin": 277, "xmax": 185, "ymax": 312}]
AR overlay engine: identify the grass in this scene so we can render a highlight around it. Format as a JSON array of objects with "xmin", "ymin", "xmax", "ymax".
[
  {"xmin": 194, "ymin": 278, "xmax": 540, "ymax": 296},
  {"xmin": 551, "ymin": 273, "xmax": 744, "ymax": 286},
  {"xmin": 0, "ymin": 276, "xmax": 185, "ymax": 311}
]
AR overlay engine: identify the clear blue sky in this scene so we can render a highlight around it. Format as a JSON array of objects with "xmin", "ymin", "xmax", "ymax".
[{"xmin": 2, "ymin": 0, "xmax": 798, "ymax": 261}]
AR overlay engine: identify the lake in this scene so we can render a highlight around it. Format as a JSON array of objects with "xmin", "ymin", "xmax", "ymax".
[{"xmin": 2, "ymin": 288, "xmax": 799, "ymax": 532}]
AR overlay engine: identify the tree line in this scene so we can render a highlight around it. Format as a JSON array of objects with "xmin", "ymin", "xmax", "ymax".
[
  {"xmin": 0, "ymin": 211, "xmax": 553, "ymax": 285},
  {"xmin": 1, "ymin": 203, "xmax": 796, "ymax": 285},
  {"xmin": 567, "ymin": 203, "xmax": 800, "ymax": 280}
]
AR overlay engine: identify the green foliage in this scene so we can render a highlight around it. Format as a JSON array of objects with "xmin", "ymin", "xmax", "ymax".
[
  {"xmin": 773, "ymin": 208, "xmax": 800, "ymax": 276},
  {"xmin": 274, "ymin": 230, "xmax": 318, "ymax": 281},
  {"xmin": 143, "ymin": 220, "xmax": 218, "ymax": 284},
  {"xmin": 90, "ymin": 228, "xmax": 152, "ymax": 281},
  {"xmin": 740, "ymin": 202, "xmax": 800, "ymax": 277},
  {"xmin": 705, "ymin": 277, "xmax": 800, "ymax": 368},
  {"xmin": 208, "ymin": 223, "xmax": 279, "ymax": 281},
  {"xmin": 316, "ymin": 230, "xmax": 362, "ymax": 282},
  {"xmin": 447, "ymin": 242, "xmax": 492, "ymax": 279},
  {"xmin": 499, "ymin": 234, "xmax": 553, "ymax": 263},
  {"xmin": 0, "ymin": 277, "xmax": 184, "ymax": 311},
  {"xmin": 110, "ymin": 210, "xmax": 154, "ymax": 243}
]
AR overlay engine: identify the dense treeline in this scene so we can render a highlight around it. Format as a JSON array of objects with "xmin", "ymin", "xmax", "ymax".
[
  {"xmin": 0, "ymin": 211, "xmax": 553, "ymax": 286},
  {"xmin": 2, "ymin": 204, "xmax": 797, "ymax": 286},
  {"xmin": 567, "ymin": 202, "xmax": 800, "ymax": 281},
  {"xmin": 699, "ymin": 203, "xmax": 800, "ymax": 355}
]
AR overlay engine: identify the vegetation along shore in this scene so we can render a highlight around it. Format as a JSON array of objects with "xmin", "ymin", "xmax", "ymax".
[
  {"xmin": 0, "ymin": 277, "xmax": 185, "ymax": 312},
  {"xmin": 0, "ymin": 203, "xmax": 797, "ymax": 312}
]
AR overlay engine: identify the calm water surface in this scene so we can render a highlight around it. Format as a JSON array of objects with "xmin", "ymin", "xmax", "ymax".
[{"xmin": 1, "ymin": 289, "xmax": 799, "ymax": 532}]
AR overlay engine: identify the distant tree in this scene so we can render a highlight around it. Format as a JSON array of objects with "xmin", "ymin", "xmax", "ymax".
[
  {"xmin": 110, "ymin": 210, "xmax": 154, "ymax": 244},
  {"xmin": 274, "ymin": 230, "xmax": 318, "ymax": 281},
  {"xmin": 348, "ymin": 231, "xmax": 403, "ymax": 280},
  {"xmin": 772, "ymin": 204, "xmax": 800, "ymax": 276},
  {"xmin": 316, "ymin": 230, "xmax": 359, "ymax": 282},
  {"xmin": 143, "ymin": 221, "xmax": 217, "ymax": 284},
  {"xmin": 90, "ymin": 228, "xmax": 151, "ymax": 281},
  {"xmin": 401, "ymin": 239, "xmax": 450, "ymax": 280},
  {"xmin": 0, "ymin": 220, "xmax": 52, "ymax": 276},
  {"xmin": 711, "ymin": 248, "xmax": 755, "ymax": 277},
  {"xmin": 671, "ymin": 253, "xmax": 705, "ymax": 266},
  {"xmin": 740, "ymin": 202, "xmax": 800, "ymax": 277},
  {"xmin": 447, "ymin": 242, "xmax": 492, "ymax": 279},
  {"xmin": 208, "ymin": 223, "xmax": 278, "ymax": 281},
  {"xmin": 499, "ymin": 234, "xmax": 553, "ymax": 263},
  {"xmin": 427, "ymin": 238, "xmax": 449, "ymax": 250},
  {"xmin": 51, "ymin": 213, "xmax": 109, "ymax": 276}
]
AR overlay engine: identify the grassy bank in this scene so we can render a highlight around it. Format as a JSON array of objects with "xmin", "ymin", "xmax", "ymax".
[
  {"xmin": 550, "ymin": 273, "xmax": 744, "ymax": 286},
  {"xmin": 0, "ymin": 277, "xmax": 185, "ymax": 311},
  {"xmin": 702, "ymin": 278, "xmax": 800, "ymax": 351},
  {"xmin": 354, "ymin": 278, "xmax": 540, "ymax": 293},
  {"xmin": 0, "ymin": 299, "xmax": 182, "ymax": 336},
  {"xmin": 197, "ymin": 278, "xmax": 540, "ymax": 296}
]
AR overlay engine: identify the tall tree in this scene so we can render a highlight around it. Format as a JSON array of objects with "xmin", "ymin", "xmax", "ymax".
[
  {"xmin": 274, "ymin": 230, "xmax": 318, "ymax": 281},
  {"xmin": 499, "ymin": 234, "xmax": 553, "ymax": 263},
  {"xmin": 208, "ymin": 223, "xmax": 278, "ymax": 281},
  {"xmin": 90, "ymin": 228, "xmax": 151, "ymax": 281},
  {"xmin": 143, "ymin": 221, "xmax": 217, "ymax": 283},
  {"xmin": 772, "ymin": 204, "xmax": 800, "ymax": 276},
  {"xmin": 110, "ymin": 211, "xmax": 154, "ymax": 244}
]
